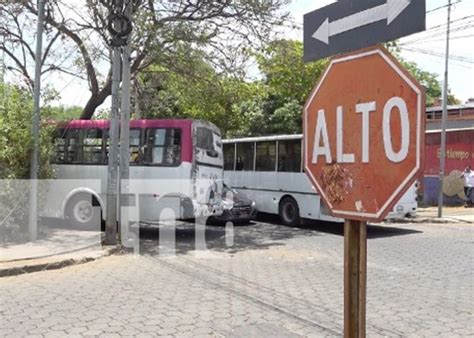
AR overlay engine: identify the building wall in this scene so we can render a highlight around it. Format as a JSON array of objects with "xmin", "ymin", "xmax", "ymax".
[{"xmin": 423, "ymin": 129, "xmax": 474, "ymax": 205}]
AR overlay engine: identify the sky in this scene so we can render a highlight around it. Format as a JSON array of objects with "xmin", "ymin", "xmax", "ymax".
[
  {"xmin": 9, "ymin": 0, "xmax": 473, "ymax": 109},
  {"xmin": 287, "ymin": 0, "xmax": 474, "ymax": 103}
]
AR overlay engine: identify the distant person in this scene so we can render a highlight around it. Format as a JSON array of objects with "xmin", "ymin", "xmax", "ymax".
[
  {"xmin": 236, "ymin": 157, "xmax": 244, "ymax": 171},
  {"xmin": 461, "ymin": 166, "xmax": 474, "ymax": 207}
]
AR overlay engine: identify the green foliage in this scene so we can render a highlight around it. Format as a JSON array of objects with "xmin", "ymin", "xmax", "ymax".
[
  {"xmin": 0, "ymin": 83, "xmax": 55, "ymax": 180},
  {"xmin": 139, "ymin": 39, "xmax": 327, "ymax": 137},
  {"xmin": 255, "ymin": 40, "xmax": 327, "ymax": 104},
  {"xmin": 45, "ymin": 105, "xmax": 83, "ymax": 122},
  {"xmin": 0, "ymin": 83, "xmax": 56, "ymax": 243},
  {"xmin": 236, "ymin": 98, "xmax": 302, "ymax": 136},
  {"xmin": 140, "ymin": 38, "xmax": 462, "ymax": 138},
  {"xmin": 138, "ymin": 49, "xmax": 263, "ymax": 137},
  {"xmin": 234, "ymin": 40, "xmax": 327, "ymax": 136},
  {"xmin": 400, "ymin": 60, "xmax": 460, "ymax": 107}
]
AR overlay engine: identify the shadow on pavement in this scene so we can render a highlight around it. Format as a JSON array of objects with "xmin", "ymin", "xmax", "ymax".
[
  {"xmin": 256, "ymin": 213, "xmax": 422, "ymax": 239},
  {"xmin": 139, "ymin": 219, "xmax": 323, "ymax": 256},
  {"xmin": 138, "ymin": 212, "xmax": 422, "ymax": 257},
  {"xmin": 299, "ymin": 220, "xmax": 422, "ymax": 240}
]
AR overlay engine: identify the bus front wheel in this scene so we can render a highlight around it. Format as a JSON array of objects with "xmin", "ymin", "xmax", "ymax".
[
  {"xmin": 66, "ymin": 193, "xmax": 102, "ymax": 230},
  {"xmin": 279, "ymin": 197, "xmax": 300, "ymax": 227}
]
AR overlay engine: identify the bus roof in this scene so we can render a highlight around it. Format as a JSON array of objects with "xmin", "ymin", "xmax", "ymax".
[
  {"xmin": 223, "ymin": 134, "xmax": 303, "ymax": 143},
  {"xmin": 224, "ymin": 125, "xmax": 474, "ymax": 143}
]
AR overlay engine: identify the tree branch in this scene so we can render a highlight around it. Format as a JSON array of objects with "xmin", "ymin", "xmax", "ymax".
[
  {"xmin": 0, "ymin": 45, "xmax": 34, "ymax": 90},
  {"xmin": 23, "ymin": 1, "xmax": 100, "ymax": 95}
]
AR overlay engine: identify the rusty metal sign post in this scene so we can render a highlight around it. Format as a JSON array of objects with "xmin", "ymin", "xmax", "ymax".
[
  {"xmin": 303, "ymin": 45, "xmax": 425, "ymax": 337},
  {"xmin": 344, "ymin": 219, "xmax": 367, "ymax": 337}
]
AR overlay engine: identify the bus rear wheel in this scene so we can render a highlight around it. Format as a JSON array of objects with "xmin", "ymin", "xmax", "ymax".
[
  {"xmin": 66, "ymin": 193, "xmax": 102, "ymax": 230},
  {"xmin": 279, "ymin": 197, "xmax": 300, "ymax": 227}
]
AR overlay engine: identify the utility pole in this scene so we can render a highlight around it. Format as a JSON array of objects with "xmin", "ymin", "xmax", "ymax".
[
  {"xmin": 28, "ymin": 0, "xmax": 45, "ymax": 241},
  {"xmin": 105, "ymin": 0, "xmax": 132, "ymax": 245},
  {"xmin": 1, "ymin": 36, "xmax": 5, "ymax": 110},
  {"xmin": 0, "ymin": 37, "xmax": 5, "ymax": 86},
  {"xmin": 438, "ymin": 0, "xmax": 452, "ymax": 218},
  {"xmin": 133, "ymin": 81, "xmax": 141, "ymax": 119},
  {"xmin": 119, "ymin": 0, "xmax": 132, "ymax": 243},
  {"xmin": 105, "ymin": 0, "xmax": 124, "ymax": 245}
]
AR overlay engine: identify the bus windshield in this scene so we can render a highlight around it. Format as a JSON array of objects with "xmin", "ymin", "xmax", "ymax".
[{"xmin": 196, "ymin": 127, "xmax": 220, "ymax": 157}]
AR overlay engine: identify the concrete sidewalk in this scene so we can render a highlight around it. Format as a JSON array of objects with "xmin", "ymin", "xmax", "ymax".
[
  {"xmin": 417, "ymin": 206, "xmax": 474, "ymax": 223},
  {"xmin": 387, "ymin": 206, "xmax": 474, "ymax": 224},
  {"xmin": 0, "ymin": 229, "xmax": 116, "ymax": 277}
]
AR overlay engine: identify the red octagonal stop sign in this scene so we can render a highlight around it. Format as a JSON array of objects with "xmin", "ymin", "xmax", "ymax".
[{"xmin": 304, "ymin": 46, "xmax": 425, "ymax": 222}]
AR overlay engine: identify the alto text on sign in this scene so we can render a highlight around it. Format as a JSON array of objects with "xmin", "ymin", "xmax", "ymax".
[{"xmin": 312, "ymin": 97, "xmax": 411, "ymax": 165}]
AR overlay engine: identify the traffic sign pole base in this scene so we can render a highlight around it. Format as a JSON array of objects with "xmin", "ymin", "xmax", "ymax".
[{"xmin": 344, "ymin": 219, "xmax": 367, "ymax": 338}]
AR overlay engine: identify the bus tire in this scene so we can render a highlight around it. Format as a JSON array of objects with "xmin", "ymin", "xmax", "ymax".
[
  {"xmin": 279, "ymin": 196, "xmax": 300, "ymax": 227},
  {"xmin": 65, "ymin": 193, "xmax": 102, "ymax": 230}
]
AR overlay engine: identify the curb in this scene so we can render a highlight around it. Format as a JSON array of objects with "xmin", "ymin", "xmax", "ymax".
[
  {"xmin": 0, "ymin": 240, "xmax": 103, "ymax": 263},
  {"xmin": 0, "ymin": 246, "xmax": 119, "ymax": 278}
]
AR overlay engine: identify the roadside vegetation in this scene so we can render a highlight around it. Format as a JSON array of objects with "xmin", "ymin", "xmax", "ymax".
[{"xmin": 0, "ymin": 83, "xmax": 56, "ymax": 243}]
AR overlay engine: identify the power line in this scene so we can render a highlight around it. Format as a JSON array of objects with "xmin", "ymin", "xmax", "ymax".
[
  {"xmin": 400, "ymin": 49, "xmax": 471, "ymax": 69},
  {"xmin": 401, "ymin": 33, "xmax": 474, "ymax": 45},
  {"xmin": 400, "ymin": 46, "xmax": 474, "ymax": 63},
  {"xmin": 423, "ymin": 15, "xmax": 474, "ymax": 32},
  {"xmin": 400, "ymin": 20, "xmax": 474, "ymax": 45},
  {"xmin": 426, "ymin": 0, "xmax": 463, "ymax": 14}
]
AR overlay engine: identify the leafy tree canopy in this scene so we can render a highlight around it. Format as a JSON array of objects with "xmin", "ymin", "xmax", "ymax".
[
  {"xmin": 0, "ymin": 83, "xmax": 54, "ymax": 179},
  {"xmin": 1, "ymin": 0, "xmax": 290, "ymax": 119},
  {"xmin": 255, "ymin": 40, "xmax": 327, "ymax": 105}
]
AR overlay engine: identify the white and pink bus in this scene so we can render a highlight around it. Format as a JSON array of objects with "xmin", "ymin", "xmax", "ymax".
[{"xmin": 43, "ymin": 119, "xmax": 223, "ymax": 228}]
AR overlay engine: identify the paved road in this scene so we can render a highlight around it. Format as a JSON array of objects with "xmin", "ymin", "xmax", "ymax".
[{"xmin": 1, "ymin": 218, "xmax": 473, "ymax": 337}]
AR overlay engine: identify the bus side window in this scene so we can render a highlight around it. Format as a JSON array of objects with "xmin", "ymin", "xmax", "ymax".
[
  {"xmin": 278, "ymin": 140, "xmax": 301, "ymax": 172},
  {"xmin": 129, "ymin": 129, "xmax": 141, "ymax": 164},
  {"xmin": 53, "ymin": 129, "xmax": 66, "ymax": 164},
  {"xmin": 223, "ymin": 143, "xmax": 235, "ymax": 170},
  {"xmin": 236, "ymin": 142, "xmax": 254, "ymax": 171},
  {"xmin": 145, "ymin": 128, "xmax": 181, "ymax": 166},
  {"xmin": 255, "ymin": 141, "xmax": 276, "ymax": 171},
  {"xmin": 82, "ymin": 129, "xmax": 104, "ymax": 164},
  {"xmin": 66, "ymin": 129, "xmax": 82, "ymax": 164}
]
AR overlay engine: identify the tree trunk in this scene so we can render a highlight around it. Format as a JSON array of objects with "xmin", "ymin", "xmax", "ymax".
[{"xmin": 80, "ymin": 80, "xmax": 112, "ymax": 119}]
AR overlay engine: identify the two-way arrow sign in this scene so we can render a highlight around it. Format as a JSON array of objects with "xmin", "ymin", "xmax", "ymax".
[
  {"xmin": 304, "ymin": 0, "xmax": 425, "ymax": 62},
  {"xmin": 313, "ymin": 0, "xmax": 411, "ymax": 44}
]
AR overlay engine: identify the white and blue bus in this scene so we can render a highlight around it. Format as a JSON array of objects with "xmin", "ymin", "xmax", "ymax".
[{"xmin": 223, "ymin": 134, "xmax": 417, "ymax": 226}]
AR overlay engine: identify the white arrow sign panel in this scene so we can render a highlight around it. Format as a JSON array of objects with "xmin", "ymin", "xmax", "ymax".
[{"xmin": 313, "ymin": 0, "xmax": 411, "ymax": 44}]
